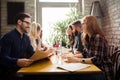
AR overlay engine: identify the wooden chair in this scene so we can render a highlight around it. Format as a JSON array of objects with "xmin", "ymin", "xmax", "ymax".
[
  {"xmin": 111, "ymin": 50, "xmax": 120, "ymax": 80},
  {"xmin": 108, "ymin": 45, "xmax": 118, "ymax": 57}
]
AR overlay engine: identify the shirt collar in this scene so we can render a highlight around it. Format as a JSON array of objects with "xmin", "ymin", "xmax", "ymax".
[{"xmin": 14, "ymin": 28, "xmax": 25, "ymax": 38}]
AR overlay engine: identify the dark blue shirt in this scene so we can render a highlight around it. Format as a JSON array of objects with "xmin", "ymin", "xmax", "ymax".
[{"xmin": 0, "ymin": 29, "xmax": 35, "ymax": 68}]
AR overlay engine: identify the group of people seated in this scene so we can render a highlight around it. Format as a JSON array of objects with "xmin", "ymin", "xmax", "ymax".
[
  {"xmin": 0, "ymin": 13, "xmax": 53, "ymax": 80},
  {"xmin": 65, "ymin": 16, "xmax": 113, "ymax": 80},
  {"xmin": 0, "ymin": 12, "xmax": 113, "ymax": 80}
]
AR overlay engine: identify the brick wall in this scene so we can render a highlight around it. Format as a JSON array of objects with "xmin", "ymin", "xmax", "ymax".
[
  {"xmin": 100, "ymin": 0, "xmax": 120, "ymax": 47},
  {"xmin": 83, "ymin": 0, "xmax": 120, "ymax": 47},
  {"xmin": 83, "ymin": 0, "xmax": 100, "ymax": 15},
  {"xmin": 1, "ymin": 0, "xmax": 36, "ymax": 37}
]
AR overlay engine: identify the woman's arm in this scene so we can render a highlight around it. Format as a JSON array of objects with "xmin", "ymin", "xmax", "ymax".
[{"xmin": 66, "ymin": 57, "xmax": 93, "ymax": 64}]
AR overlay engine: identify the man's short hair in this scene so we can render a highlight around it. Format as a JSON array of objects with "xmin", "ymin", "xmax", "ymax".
[
  {"xmin": 14, "ymin": 12, "xmax": 31, "ymax": 25},
  {"xmin": 72, "ymin": 20, "xmax": 81, "ymax": 27}
]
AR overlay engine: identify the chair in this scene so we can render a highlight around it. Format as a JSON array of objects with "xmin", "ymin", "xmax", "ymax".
[
  {"xmin": 111, "ymin": 50, "xmax": 120, "ymax": 80},
  {"xmin": 0, "ymin": 39, "xmax": 1, "ymax": 52},
  {"xmin": 108, "ymin": 45, "xmax": 118, "ymax": 57}
]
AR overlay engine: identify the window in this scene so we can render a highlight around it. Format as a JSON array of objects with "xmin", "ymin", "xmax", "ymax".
[
  {"xmin": 37, "ymin": 0, "xmax": 79, "ymax": 44},
  {"xmin": 42, "ymin": 7, "xmax": 73, "ymax": 44}
]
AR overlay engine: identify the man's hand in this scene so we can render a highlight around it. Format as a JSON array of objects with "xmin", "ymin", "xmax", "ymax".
[{"xmin": 17, "ymin": 58, "xmax": 34, "ymax": 67}]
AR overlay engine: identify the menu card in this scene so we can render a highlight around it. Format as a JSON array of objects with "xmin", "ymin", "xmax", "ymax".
[
  {"xmin": 30, "ymin": 49, "xmax": 47, "ymax": 61},
  {"xmin": 57, "ymin": 63, "xmax": 90, "ymax": 72}
]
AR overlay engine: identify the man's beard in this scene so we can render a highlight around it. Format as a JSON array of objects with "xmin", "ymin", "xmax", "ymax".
[{"xmin": 20, "ymin": 25, "xmax": 28, "ymax": 33}]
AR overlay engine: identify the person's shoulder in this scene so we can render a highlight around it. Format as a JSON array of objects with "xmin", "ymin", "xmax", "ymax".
[
  {"xmin": 0, "ymin": 29, "xmax": 15, "ymax": 43},
  {"xmin": 1, "ymin": 29, "xmax": 15, "ymax": 39},
  {"xmin": 96, "ymin": 34, "xmax": 104, "ymax": 38},
  {"xmin": 96, "ymin": 34, "xmax": 100, "ymax": 38},
  {"xmin": 95, "ymin": 34, "xmax": 104, "ymax": 40}
]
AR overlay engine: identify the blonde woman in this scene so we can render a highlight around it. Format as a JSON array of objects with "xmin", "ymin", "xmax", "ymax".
[
  {"xmin": 28, "ymin": 22, "xmax": 53, "ymax": 58},
  {"xmin": 66, "ymin": 15, "xmax": 113, "ymax": 80},
  {"xmin": 29, "ymin": 22, "xmax": 41, "ymax": 50}
]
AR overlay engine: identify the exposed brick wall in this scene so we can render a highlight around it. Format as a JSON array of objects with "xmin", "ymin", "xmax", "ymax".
[
  {"xmin": 83, "ymin": 0, "xmax": 120, "ymax": 47},
  {"xmin": 100, "ymin": 0, "xmax": 120, "ymax": 47},
  {"xmin": 1, "ymin": 0, "xmax": 36, "ymax": 37},
  {"xmin": 83, "ymin": 0, "xmax": 100, "ymax": 15}
]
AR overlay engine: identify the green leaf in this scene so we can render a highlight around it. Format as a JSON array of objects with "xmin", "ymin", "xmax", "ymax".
[{"xmin": 47, "ymin": 6, "xmax": 83, "ymax": 48}]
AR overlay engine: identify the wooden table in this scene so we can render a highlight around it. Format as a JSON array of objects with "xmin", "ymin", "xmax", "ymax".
[
  {"xmin": 17, "ymin": 56, "xmax": 106, "ymax": 80},
  {"xmin": 17, "ymin": 56, "xmax": 103, "ymax": 74}
]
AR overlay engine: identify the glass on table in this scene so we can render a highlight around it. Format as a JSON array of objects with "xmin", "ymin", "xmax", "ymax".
[
  {"xmin": 55, "ymin": 44, "xmax": 63, "ymax": 65},
  {"xmin": 50, "ymin": 42, "xmax": 62, "ymax": 65}
]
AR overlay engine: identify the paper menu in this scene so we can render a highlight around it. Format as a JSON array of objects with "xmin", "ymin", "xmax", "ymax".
[
  {"xmin": 30, "ymin": 49, "xmax": 47, "ymax": 61},
  {"xmin": 57, "ymin": 63, "xmax": 90, "ymax": 72}
]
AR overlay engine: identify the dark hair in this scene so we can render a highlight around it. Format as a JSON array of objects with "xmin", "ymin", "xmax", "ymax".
[
  {"xmin": 68, "ymin": 24, "xmax": 73, "ymax": 30},
  {"xmin": 14, "ymin": 12, "xmax": 31, "ymax": 24},
  {"xmin": 72, "ymin": 20, "xmax": 81, "ymax": 27},
  {"xmin": 74, "ymin": 30, "xmax": 78, "ymax": 36}
]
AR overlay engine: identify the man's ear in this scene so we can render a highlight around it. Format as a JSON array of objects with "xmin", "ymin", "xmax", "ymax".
[{"xmin": 17, "ymin": 20, "xmax": 22, "ymax": 25}]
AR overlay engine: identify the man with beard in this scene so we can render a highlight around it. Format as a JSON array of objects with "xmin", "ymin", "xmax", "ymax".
[
  {"xmin": 71, "ymin": 20, "xmax": 84, "ymax": 54},
  {"xmin": 0, "ymin": 13, "xmax": 53, "ymax": 80}
]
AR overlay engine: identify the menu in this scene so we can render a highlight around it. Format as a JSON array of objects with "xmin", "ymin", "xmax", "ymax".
[
  {"xmin": 57, "ymin": 63, "xmax": 90, "ymax": 72},
  {"xmin": 30, "ymin": 49, "xmax": 47, "ymax": 61}
]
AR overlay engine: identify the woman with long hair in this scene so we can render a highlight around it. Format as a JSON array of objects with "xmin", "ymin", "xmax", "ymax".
[
  {"xmin": 66, "ymin": 24, "xmax": 75, "ymax": 52},
  {"xmin": 28, "ymin": 22, "xmax": 53, "ymax": 58},
  {"xmin": 29, "ymin": 22, "xmax": 42, "ymax": 50},
  {"xmin": 66, "ymin": 15, "xmax": 113, "ymax": 80}
]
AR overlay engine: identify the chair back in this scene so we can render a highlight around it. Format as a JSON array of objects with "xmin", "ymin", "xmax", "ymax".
[
  {"xmin": 0, "ymin": 39, "xmax": 1, "ymax": 53},
  {"xmin": 108, "ymin": 45, "xmax": 118, "ymax": 57},
  {"xmin": 111, "ymin": 50, "xmax": 120, "ymax": 80}
]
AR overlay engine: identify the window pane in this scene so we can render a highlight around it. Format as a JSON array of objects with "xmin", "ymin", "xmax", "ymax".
[
  {"xmin": 42, "ymin": 7, "xmax": 72, "ymax": 44},
  {"xmin": 39, "ymin": 0, "xmax": 78, "ymax": 2}
]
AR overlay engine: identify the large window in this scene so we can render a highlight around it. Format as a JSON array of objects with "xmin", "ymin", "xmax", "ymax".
[
  {"xmin": 42, "ymin": 7, "xmax": 72, "ymax": 44},
  {"xmin": 37, "ymin": 0, "xmax": 79, "ymax": 44}
]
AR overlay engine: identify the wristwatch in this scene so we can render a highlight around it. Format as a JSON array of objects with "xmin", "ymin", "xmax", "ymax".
[{"xmin": 82, "ymin": 59, "xmax": 85, "ymax": 63}]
